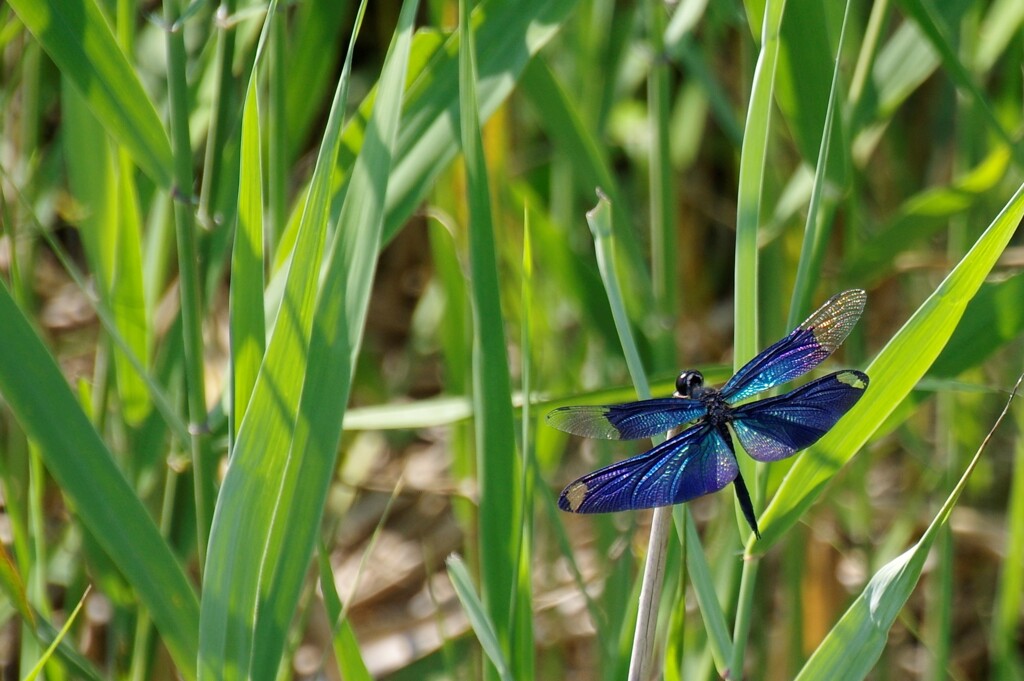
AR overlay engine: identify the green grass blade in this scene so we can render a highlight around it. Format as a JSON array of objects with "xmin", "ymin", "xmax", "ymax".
[
  {"xmin": 844, "ymin": 146, "xmax": 1011, "ymax": 284},
  {"xmin": 272, "ymin": 0, "xmax": 576, "ymax": 269},
  {"xmin": 285, "ymin": 0, "xmax": 351, "ymax": 162},
  {"xmin": 683, "ymin": 513, "xmax": 733, "ymax": 670},
  {"xmin": 254, "ymin": 0, "xmax": 417, "ymax": 666},
  {"xmin": 32, "ymin": 616, "xmax": 107, "ymax": 681},
  {"xmin": 735, "ymin": 0, "xmax": 786, "ymax": 369},
  {"xmin": 460, "ymin": 0, "xmax": 520, "ymax": 671},
  {"xmin": 8, "ymin": 0, "xmax": 172, "ymax": 188},
  {"xmin": 200, "ymin": 1, "xmax": 415, "ymax": 677},
  {"xmin": 755, "ymin": 179, "xmax": 1024, "ymax": 550},
  {"xmin": 24, "ymin": 586, "xmax": 90, "ymax": 681},
  {"xmin": 447, "ymin": 554, "xmax": 514, "ymax": 681},
  {"xmin": 110, "ymin": 152, "xmax": 152, "ymax": 425},
  {"xmin": 586, "ymin": 196, "xmax": 651, "ymax": 399},
  {"xmin": 850, "ymin": 18, "xmax": 939, "ymax": 162},
  {"xmin": 518, "ymin": 57, "xmax": 626, "ymax": 237},
  {"xmin": 775, "ymin": 0, "xmax": 847, "ymax": 186},
  {"xmin": 729, "ymin": 1, "xmax": 789, "ymax": 674},
  {"xmin": 318, "ymin": 542, "xmax": 372, "ymax": 681},
  {"xmin": 647, "ymin": 0, "xmax": 676, "ymax": 370},
  {"xmin": 796, "ymin": 546, "xmax": 935, "ymax": 679},
  {"xmin": 795, "ymin": 373, "xmax": 1024, "ymax": 681},
  {"xmin": 0, "ymin": 284, "xmax": 199, "ymax": 675},
  {"xmin": 513, "ymin": 209, "xmax": 536, "ymax": 681},
  {"xmin": 585, "ymin": 195, "xmax": 730, "ymax": 679},
  {"xmin": 62, "ymin": 82, "xmax": 152, "ymax": 425},
  {"xmin": 380, "ymin": 0, "xmax": 577, "ymax": 242},
  {"xmin": 788, "ymin": 0, "xmax": 853, "ymax": 322},
  {"xmin": 991, "ymin": 399, "xmax": 1024, "ymax": 678},
  {"xmin": 200, "ymin": 0, "xmax": 366, "ymax": 674},
  {"xmin": 975, "ymin": 0, "xmax": 1024, "ymax": 72},
  {"xmin": 229, "ymin": 74, "xmax": 266, "ymax": 437},
  {"xmin": 897, "ymin": 0, "xmax": 1023, "ymax": 167},
  {"xmin": 733, "ymin": 0, "xmax": 786, "ymax": 532}
]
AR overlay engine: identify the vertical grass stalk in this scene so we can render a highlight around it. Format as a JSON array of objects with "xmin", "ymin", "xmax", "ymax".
[
  {"xmin": 510, "ymin": 210, "xmax": 536, "ymax": 681},
  {"xmin": 731, "ymin": 0, "xmax": 789, "ymax": 675},
  {"xmin": 459, "ymin": 0, "xmax": 520, "ymax": 674},
  {"xmin": 198, "ymin": 0, "xmax": 239, "ymax": 227},
  {"xmin": 585, "ymin": 196, "xmax": 661, "ymax": 680},
  {"xmin": 647, "ymin": 0, "xmax": 676, "ymax": 371},
  {"xmin": 162, "ymin": 0, "xmax": 212, "ymax": 565}
]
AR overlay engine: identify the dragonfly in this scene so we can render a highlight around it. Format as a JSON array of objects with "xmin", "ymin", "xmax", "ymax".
[{"xmin": 547, "ymin": 289, "xmax": 869, "ymax": 538}]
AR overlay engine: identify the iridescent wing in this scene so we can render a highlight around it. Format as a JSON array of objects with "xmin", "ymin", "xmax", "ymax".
[
  {"xmin": 546, "ymin": 398, "xmax": 706, "ymax": 440},
  {"xmin": 557, "ymin": 425, "xmax": 737, "ymax": 513},
  {"xmin": 731, "ymin": 370, "xmax": 869, "ymax": 462},
  {"xmin": 721, "ymin": 289, "xmax": 866, "ymax": 404}
]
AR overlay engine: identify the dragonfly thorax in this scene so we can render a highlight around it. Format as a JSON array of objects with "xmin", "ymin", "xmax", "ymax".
[
  {"xmin": 676, "ymin": 370, "xmax": 730, "ymax": 422},
  {"xmin": 700, "ymin": 388, "xmax": 730, "ymax": 424}
]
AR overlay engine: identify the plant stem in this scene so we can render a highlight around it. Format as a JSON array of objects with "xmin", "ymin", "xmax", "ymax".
[
  {"xmin": 163, "ymin": 0, "xmax": 212, "ymax": 567},
  {"xmin": 198, "ymin": 0, "xmax": 239, "ymax": 227},
  {"xmin": 730, "ymin": 0, "xmax": 788, "ymax": 673}
]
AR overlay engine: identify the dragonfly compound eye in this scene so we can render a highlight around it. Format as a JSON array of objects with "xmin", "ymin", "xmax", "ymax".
[{"xmin": 675, "ymin": 370, "xmax": 704, "ymax": 397}]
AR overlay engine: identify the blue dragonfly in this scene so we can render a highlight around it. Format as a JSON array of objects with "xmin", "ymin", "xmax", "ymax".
[{"xmin": 548, "ymin": 290, "xmax": 869, "ymax": 538}]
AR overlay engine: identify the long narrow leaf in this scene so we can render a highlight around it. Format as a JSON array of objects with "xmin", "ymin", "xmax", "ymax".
[
  {"xmin": 447, "ymin": 554, "xmax": 514, "ymax": 681},
  {"xmin": 200, "ymin": 0, "xmax": 369, "ymax": 674},
  {"xmin": 459, "ymin": 0, "xmax": 519, "ymax": 669},
  {"xmin": 0, "ymin": 284, "xmax": 199, "ymax": 675},
  {"xmin": 795, "ymin": 372, "xmax": 1024, "ymax": 680},
  {"xmin": 63, "ymin": 83, "xmax": 151, "ymax": 425},
  {"xmin": 229, "ymin": 74, "xmax": 266, "ymax": 437},
  {"xmin": 200, "ymin": 1, "xmax": 417, "ymax": 678}
]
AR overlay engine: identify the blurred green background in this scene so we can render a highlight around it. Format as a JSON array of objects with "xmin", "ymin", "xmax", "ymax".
[{"xmin": 0, "ymin": 0, "xmax": 1023, "ymax": 679}]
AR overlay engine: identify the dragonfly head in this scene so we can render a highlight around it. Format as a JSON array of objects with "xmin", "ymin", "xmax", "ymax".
[{"xmin": 675, "ymin": 370, "xmax": 704, "ymax": 398}]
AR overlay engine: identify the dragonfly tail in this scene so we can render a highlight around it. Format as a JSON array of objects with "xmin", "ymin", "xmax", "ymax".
[{"xmin": 733, "ymin": 471, "xmax": 761, "ymax": 540}]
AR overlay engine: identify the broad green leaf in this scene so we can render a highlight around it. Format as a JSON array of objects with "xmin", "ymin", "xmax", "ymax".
[
  {"xmin": 0, "ymin": 284, "xmax": 199, "ymax": 675},
  {"xmin": 844, "ymin": 146, "xmax": 1011, "ymax": 284},
  {"xmin": 754, "ymin": 180, "xmax": 1024, "ymax": 550},
  {"xmin": 850, "ymin": 19, "xmax": 938, "ymax": 163},
  {"xmin": 975, "ymin": 0, "xmax": 1024, "ymax": 73},
  {"xmin": 8, "ymin": 0, "xmax": 172, "ymax": 188},
  {"xmin": 897, "ymin": 0, "xmax": 1023, "ymax": 166},
  {"xmin": 733, "ymin": 0, "xmax": 786, "ymax": 537},
  {"xmin": 776, "ymin": 0, "xmax": 847, "ymax": 184}
]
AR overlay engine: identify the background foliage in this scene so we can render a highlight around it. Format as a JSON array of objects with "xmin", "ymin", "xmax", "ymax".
[{"xmin": 0, "ymin": 0, "xmax": 1023, "ymax": 679}]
